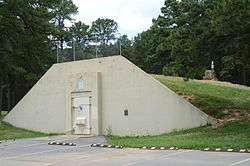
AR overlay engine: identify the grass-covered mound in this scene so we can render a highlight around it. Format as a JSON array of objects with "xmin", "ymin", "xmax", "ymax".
[{"xmin": 154, "ymin": 75, "xmax": 250, "ymax": 118}]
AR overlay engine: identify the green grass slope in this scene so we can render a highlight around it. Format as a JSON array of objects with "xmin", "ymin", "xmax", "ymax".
[
  {"xmin": 154, "ymin": 75, "xmax": 250, "ymax": 118},
  {"xmin": 108, "ymin": 75, "xmax": 250, "ymax": 149},
  {"xmin": 0, "ymin": 114, "xmax": 56, "ymax": 140},
  {"xmin": 0, "ymin": 122, "xmax": 51, "ymax": 140}
]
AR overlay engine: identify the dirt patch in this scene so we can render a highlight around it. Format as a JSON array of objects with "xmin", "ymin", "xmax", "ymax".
[
  {"xmin": 212, "ymin": 109, "xmax": 250, "ymax": 128},
  {"xmin": 177, "ymin": 92, "xmax": 193, "ymax": 102},
  {"xmin": 176, "ymin": 92, "xmax": 250, "ymax": 128}
]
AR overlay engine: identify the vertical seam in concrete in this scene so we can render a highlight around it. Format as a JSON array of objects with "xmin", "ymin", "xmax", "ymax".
[{"xmin": 97, "ymin": 72, "xmax": 102, "ymax": 135}]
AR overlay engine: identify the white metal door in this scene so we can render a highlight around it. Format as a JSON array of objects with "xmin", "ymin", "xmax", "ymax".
[{"xmin": 72, "ymin": 96, "xmax": 91, "ymax": 135}]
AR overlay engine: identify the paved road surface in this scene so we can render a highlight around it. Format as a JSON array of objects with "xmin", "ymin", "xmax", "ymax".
[{"xmin": 0, "ymin": 136, "xmax": 249, "ymax": 166}]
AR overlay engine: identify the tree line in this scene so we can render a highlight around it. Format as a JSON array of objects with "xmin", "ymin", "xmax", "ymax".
[
  {"xmin": 0, "ymin": 0, "xmax": 119, "ymax": 113},
  {"xmin": 124, "ymin": 0, "xmax": 250, "ymax": 86},
  {"xmin": 0, "ymin": 0, "xmax": 249, "ymax": 113}
]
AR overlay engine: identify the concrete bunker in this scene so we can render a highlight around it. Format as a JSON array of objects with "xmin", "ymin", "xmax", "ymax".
[{"xmin": 4, "ymin": 56, "xmax": 211, "ymax": 136}]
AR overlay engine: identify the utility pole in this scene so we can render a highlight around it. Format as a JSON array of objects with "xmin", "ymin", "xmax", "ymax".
[
  {"xmin": 117, "ymin": 33, "xmax": 122, "ymax": 55},
  {"xmin": 119, "ymin": 39, "xmax": 122, "ymax": 56},
  {"xmin": 73, "ymin": 38, "xmax": 76, "ymax": 61},
  {"xmin": 56, "ymin": 42, "xmax": 59, "ymax": 63},
  {"xmin": 95, "ymin": 34, "xmax": 98, "ymax": 59}
]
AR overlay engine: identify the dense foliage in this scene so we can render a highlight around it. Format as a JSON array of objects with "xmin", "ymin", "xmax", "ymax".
[
  {"xmin": 0, "ymin": 0, "xmax": 119, "ymax": 112},
  {"xmin": 0, "ymin": 0, "xmax": 249, "ymax": 113},
  {"xmin": 0, "ymin": 0, "xmax": 58, "ymax": 113},
  {"xmin": 126, "ymin": 0, "xmax": 250, "ymax": 86}
]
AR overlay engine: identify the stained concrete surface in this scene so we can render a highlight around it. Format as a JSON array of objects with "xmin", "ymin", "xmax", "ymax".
[{"xmin": 0, "ymin": 136, "xmax": 249, "ymax": 166}]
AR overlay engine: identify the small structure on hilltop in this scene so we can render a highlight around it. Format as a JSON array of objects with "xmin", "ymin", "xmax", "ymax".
[
  {"xmin": 203, "ymin": 61, "xmax": 217, "ymax": 80},
  {"xmin": 4, "ymin": 56, "xmax": 211, "ymax": 136}
]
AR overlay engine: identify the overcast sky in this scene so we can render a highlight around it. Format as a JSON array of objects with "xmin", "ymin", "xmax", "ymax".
[{"xmin": 72, "ymin": 0, "xmax": 165, "ymax": 38}]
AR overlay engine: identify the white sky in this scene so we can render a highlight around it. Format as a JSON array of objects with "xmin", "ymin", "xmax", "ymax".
[{"xmin": 72, "ymin": 0, "xmax": 165, "ymax": 38}]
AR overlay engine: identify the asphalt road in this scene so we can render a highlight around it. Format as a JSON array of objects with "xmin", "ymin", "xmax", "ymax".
[{"xmin": 0, "ymin": 136, "xmax": 249, "ymax": 166}]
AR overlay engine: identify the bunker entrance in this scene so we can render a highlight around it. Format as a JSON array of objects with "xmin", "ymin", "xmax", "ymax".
[{"xmin": 71, "ymin": 92, "xmax": 91, "ymax": 135}]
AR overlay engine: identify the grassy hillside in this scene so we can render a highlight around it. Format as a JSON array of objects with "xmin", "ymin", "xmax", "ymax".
[
  {"xmin": 108, "ymin": 75, "xmax": 250, "ymax": 149},
  {"xmin": 154, "ymin": 75, "xmax": 250, "ymax": 118}
]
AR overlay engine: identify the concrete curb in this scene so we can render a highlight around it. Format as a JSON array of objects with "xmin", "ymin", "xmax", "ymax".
[
  {"xmin": 91, "ymin": 144, "xmax": 123, "ymax": 149},
  {"xmin": 48, "ymin": 141, "xmax": 76, "ymax": 146},
  {"xmin": 140, "ymin": 146, "xmax": 250, "ymax": 153},
  {"xmin": 90, "ymin": 144, "xmax": 250, "ymax": 153},
  {"xmin": 141, "ymin": 146, "xmax": 178, "ymax": 150},
  {"xmin": 202, "ymin": 148, "xmax": 250, "ymax": 153}
]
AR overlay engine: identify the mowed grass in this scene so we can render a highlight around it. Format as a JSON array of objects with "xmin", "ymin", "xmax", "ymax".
[
  {"xmin": 107, "ymin": 75, "xmax": 250, "ymax": 149},
  {"xmin": 154, "ymin": 75, "xmax": 250, "ymax": 118},
  {"xmin": 107, "ymin": 121, "xmax": 250, "ymax": 149},
  {"xmin": 0, "ymin": 114, "xmax": 55, "ymax": 140}
]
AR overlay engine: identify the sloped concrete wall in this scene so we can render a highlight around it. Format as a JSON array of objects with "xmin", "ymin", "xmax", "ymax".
[
  {"xmin": 99, "ymin": 56, "xmax": 209, "ymax": 136},
  {"xmin": 4, "ymin": 65, "xmax": 68, "ymax": 133},
  {"xmin": 4, "ymin": 56, "xmax": 211, "ymax": 136}
]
